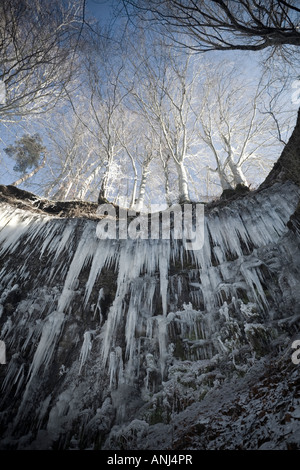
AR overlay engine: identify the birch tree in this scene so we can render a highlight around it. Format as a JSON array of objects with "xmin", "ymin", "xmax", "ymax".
[
  {"xmin": 115, "ymin": 106, "xmax": 159, "ymax": 210},
  {"xmin": 196, "ymin": 63, "xmax": 282, "ymax": 192},
  {"xmin": 42, "ymin": 109, "xmax": 102, "ymax": 201},
  {"xmin": 126, "ymin": 39, "xmax": 201, "ymax": 203},
  {"xmin": 67, "ymin": 40, "xmax": 130, "ymax": 204}
]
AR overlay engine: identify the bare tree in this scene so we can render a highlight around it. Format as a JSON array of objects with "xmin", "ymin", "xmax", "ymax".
[
  {"xmin": 0, "ymin": 0, "xmax": 86, "ymax": 122},
  {"xmin": 41, "ymin": 107, "xmax": 102, "ymax": 201},
  {"xmin": 62, "ymin": 30, "xmax": 134, "ymax": 204},
  {"xmin": 195, "ymin": 62, "xmax": 284, "ymax": 192},
  {"xmin": 88, "ymin": 68, "xmax": 127, "ymax": 203},
  {"xmin": 116, "ymin": 111, "xmax": 156, "ymax": 210},
  {"xmin": 124, "ymin": 38, "xmax": 202, "ymax": 203},
  {"xmin": 123, "ymin": 0, "xmax": 300, "ymax": 53},
  {"xmin": 133, "ymin": 142, "xmax": 155, "ymax": 211}
]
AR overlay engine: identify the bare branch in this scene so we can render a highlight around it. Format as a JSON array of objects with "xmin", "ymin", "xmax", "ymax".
[{"xmin": 123, "ymin": 0, "xmax": 300, "ymax": 54}]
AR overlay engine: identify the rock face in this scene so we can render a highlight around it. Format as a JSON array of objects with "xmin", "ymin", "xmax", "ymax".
[{"xmin": 0, "ymin": 113, "xmax": 300, "ymax": 450}]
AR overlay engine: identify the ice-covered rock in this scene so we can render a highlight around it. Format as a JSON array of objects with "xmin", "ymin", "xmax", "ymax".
[{"xmin": 0, "ymin": 176, "xmax": 300, "ymax": 449}]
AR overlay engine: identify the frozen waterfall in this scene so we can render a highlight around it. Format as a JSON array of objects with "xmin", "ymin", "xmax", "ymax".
[{"xmin": 0, "ymin": 180, "xmax": 300, "ymax": 449}]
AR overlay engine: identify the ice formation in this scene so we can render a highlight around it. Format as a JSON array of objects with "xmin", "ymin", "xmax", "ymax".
[{"xmin": 0, "ymin": 179, "xmax": 300, "ymax": 449}]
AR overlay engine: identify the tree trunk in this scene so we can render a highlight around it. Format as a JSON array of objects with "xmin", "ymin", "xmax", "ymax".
[
  {"xmin": 11, "ymin": 155, "xmax": 46, "ymax": 187},
  {"xmin": 52, "ymin": 180, "xmax": 73, "ymax": 200},
  {"xmin": 164, "ymin": 166, "xmax": 172, "ymax": 206},
  {"xmin": 218, "ymin": 169, "xmax": 234, "ymax": 191},
  {"xmin": 227, "ymin": 158, "xmax": 248, "ymax": 187},
  {"xmin": 130, "ymin": 175, "xmax": 138, "ymax": 209},
  {"xmin": 98, "ymin": 166, "xmax": 110, "ymax": 203},
  {"xmin": 135, "ymin": 160, "xmax": 150, "ymax": 211},
  {"xmin": 76, "ymin": 166, "xmax": 101, "ymax": 200},
  {"xmin": 175, "ymin": 160, "xmax": 190, "ymax": 203}
]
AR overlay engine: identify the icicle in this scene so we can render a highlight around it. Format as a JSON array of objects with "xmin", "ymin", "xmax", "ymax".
[
  {"xmin": 93, "ymin": 288, "xmax": 104, "ymax": 323},
  {"xmin": 157, "ymin": 316, "xmax": 168, "ymax": 379},
  {"xmin": 144, "ymin": 353, "xmax": 158, "ymax": 394},
  {"xmin": 57, "ymin": 224, "xmax": 96, "ymax": 312},
  {"xmin": 84, "ymin": 241, "xmax": 117, "ymax": 307},
  {"xmin": 1, "ymin": 354, "xmax": 20, "ymax": 393},
  {"xmin": 108, "ymin": 346, "xmax": 124, "ymax": 389},
  {"xmin": 1, "ymin": 179, "xmax": 300, "ymax": 447},
  {"xmin": 219, "ymin": 301, "xmax": 230, "ymax": 321},
  {"xmin": 14, "ymin": 363, "xmax": 25, "ymax": 396},
  {"xmin": 0, "ymin": 207, "xmax": 38, "ymax": 256},
  {"xmin": 27, "ymin": 310, "xmax": 65, "ymax": 380},
  {"xmin": 101, "ymin": 282, "xmax": 127, "ymax": 366},
  {"xmin": 158, "ymin": 241, "xmax": 170, "ymax": 317},
  {"xmin": 78, "ymin": 331, "xmax": 94, "ymax": 375}
]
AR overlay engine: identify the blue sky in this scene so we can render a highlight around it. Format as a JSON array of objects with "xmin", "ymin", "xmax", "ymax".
[
  {"xmin": 0, "ymin": 1, "xmax": 113, "ymax": 187},
  {"xmin": 0, "ymin": 1, "xmax": 298, "ymax": 196},
  {"xmin": 86, "ymin": 0, "xmax": 114, "ymax": 23}
]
